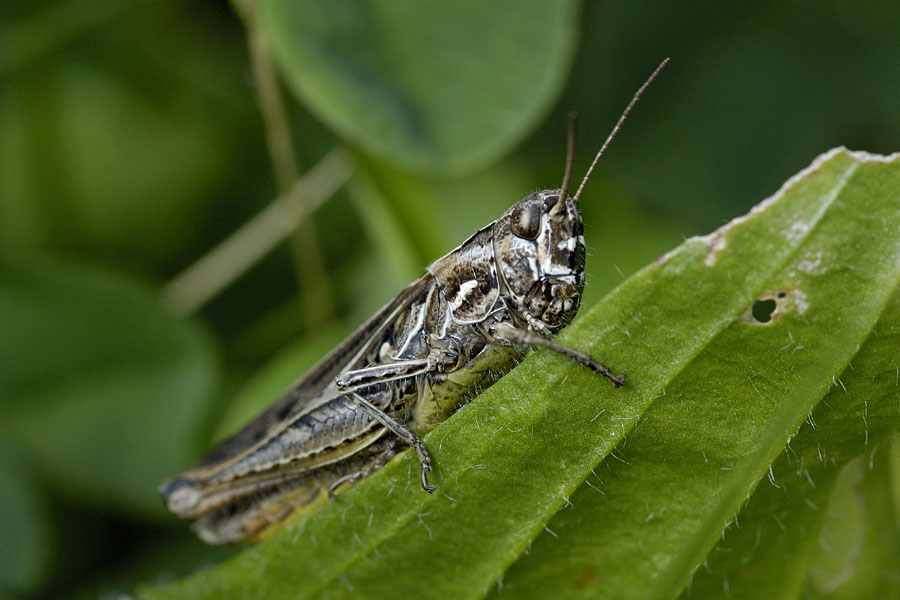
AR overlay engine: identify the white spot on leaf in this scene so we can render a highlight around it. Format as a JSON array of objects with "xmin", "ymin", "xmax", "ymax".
[{"xmin": 793, "ymin": 289, "xmax": 810, "ymax": 314}]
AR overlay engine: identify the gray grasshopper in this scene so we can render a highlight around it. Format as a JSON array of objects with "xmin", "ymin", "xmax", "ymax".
[{"xmin": 161, "ymin": 60, "xmax": 668, "ymax": 544}]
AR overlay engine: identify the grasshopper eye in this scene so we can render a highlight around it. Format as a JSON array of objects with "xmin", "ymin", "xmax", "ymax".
[{"xmin": 510, "ymin": 203, "xmax": 542, "ymax": 240}]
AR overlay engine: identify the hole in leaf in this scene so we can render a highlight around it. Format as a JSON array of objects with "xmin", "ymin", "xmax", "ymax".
[
  {"xmin": 751, "ymin": 298, "xmax": 777, "ymax": 323},
  {"xmin": 745, "ymin": 289, "xmax": 793, "ymax": 325}
]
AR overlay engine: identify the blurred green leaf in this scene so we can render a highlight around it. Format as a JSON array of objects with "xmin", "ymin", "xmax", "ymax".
[
  {"xmin": 0, "ymin": 255, "xmax": 218, "ymax": 516},
  {"xmin": 258, "ymin": 0, "xmax": 578, "ymax": 174},
  {"xmin": 893, "ymin": 440, "xmax": 900, "ymax": 527},
  {"xmin": 0, "ymin": 448, "xmax": 52, "ymax": 595},
  {"xmin": 804, "ymin": 446, "xmax": 900, "ymax": 600},
  {"xmin": 352, "ymin": 155, "xmax": 451, "ymax": 268},
  {"xmin": 0, "ymin": 3, "xmax": 253, "ymax": 273},
  {"xmin": 140, "ymin": 148, "xmax": 900, "ymax": 600}
]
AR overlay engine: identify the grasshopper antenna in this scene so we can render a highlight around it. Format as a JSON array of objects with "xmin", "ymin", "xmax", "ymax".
[
  {"xmin": 556, "ymin": 112, "xmax": 578, "ymax": 207},
  {"xmin": 571, "ymin": 57, "xmax": 670, "ymax": 204}
]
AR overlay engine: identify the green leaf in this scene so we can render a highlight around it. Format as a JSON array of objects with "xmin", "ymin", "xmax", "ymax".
[
  {"xmin": 140, "ymin": 148, "xmax": 900, "ymax": 599},
  {"xmin": 0, "ymin": 255, "xmax": 218, "ymax": 516},
  {"xmin": 805, "ymin": 447, "xmax": 900, "ymax": 599},
  {"xmin": 0, "ymin": 447, "xmax": 53, "ymax": 594},
  {"xmin": 257, "ymin": 0, "xmax": 578, "ymax": 174}
]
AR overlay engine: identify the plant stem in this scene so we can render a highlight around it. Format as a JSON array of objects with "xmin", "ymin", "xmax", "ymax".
[
  {"xmin": 244, "ymin": 0, "xmax": 335, "ymax": 330},
  {"xmin": 162, "ymin": 149, "xmax": 353, "ymax": 316}
]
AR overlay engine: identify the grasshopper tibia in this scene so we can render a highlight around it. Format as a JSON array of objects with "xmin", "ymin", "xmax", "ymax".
[
  {"xmin": 489, "ymin": 323, "xmax": 626, "ymax": 387},
  {"xmin": 346, "ymin": 392, "xmax": 435, "ymax": 493}
]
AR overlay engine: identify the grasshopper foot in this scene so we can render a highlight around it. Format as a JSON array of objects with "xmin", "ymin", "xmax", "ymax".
[{"xmin": 413, "ymin": 441, "xmax": 435, "ymax": 493}]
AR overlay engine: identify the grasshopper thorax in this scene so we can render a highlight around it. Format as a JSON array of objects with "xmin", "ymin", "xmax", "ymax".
[{"xmin": 493, "ymin": 190, "xmax": 585, "ymax": 335}]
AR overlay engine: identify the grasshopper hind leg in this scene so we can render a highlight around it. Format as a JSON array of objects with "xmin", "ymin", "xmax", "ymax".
[
  {"xmin": 328, "ymin": 442, "xmax": 398, "ymax": 498},
  {"xmin": 345, "ymin": 392, "xmax": 435, "ymax": 493}
]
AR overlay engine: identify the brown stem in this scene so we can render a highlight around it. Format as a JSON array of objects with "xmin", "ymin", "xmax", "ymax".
[
  {"xmin": 162, "ymin": 149, "xmax": 353, "ymax": 315},
  {"xmin": 244, "ymin": 0, "xmax": 335, "ymax": 330}
]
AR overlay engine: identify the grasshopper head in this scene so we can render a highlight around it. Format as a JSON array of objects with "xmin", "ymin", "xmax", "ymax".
[
  {"xmin": 493, "ymin": 190, "xmax": 585, "ymax": 335},
  {"xmin": 490, "ymin": 59, "xmax": 668, "ymax": 336}
]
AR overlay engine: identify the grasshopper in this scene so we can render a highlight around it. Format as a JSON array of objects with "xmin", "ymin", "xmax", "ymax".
[{"xmin": 161, "ymin": 59, "xmax": 668, "ymax": 544}]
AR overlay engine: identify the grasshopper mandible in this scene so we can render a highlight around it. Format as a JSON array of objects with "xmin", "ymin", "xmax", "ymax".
[{"xmin": 161, "ymin": 59, "xmax": 668, "ymax": 544}]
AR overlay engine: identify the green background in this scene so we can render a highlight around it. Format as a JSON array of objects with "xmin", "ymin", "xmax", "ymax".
[{"xmin": 1, "ymin": 1, "xmax": 899, "ymax": 598}]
